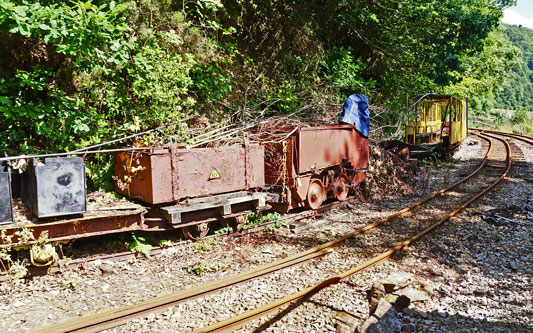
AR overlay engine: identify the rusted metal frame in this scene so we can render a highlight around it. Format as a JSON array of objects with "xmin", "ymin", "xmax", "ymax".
[
  {"xmin": 0, "ymin": 211, "xmax": 146, "ymax": 248},
  {"xmin": 2, "ymin": 206, "xmax": 275, "ymax": 280},
  {"xmin": 243, "ymin": 135, "xmax": 249, "ymax": 189},
  {"xmin": 170, "ymin": 145, "xmax": 179, "ymax": 202},
  {"xmin": 197, "ymin": 133, "xmax": 509, "ymax": 333}
]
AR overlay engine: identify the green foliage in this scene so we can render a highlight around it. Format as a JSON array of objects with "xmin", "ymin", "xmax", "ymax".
[
  {"xmin": 446, "ymin": 27, "xmax": 520, "ymax": 104},
  {"xmin": 60, "ymin": 270, "xmax": 82, "ymax": 290},
  {"xmin": 0, "ymin": 65, "xmax": 84, "ymax": 154},
  {"xmin": 158, "ymin": 239, "xmax": 175, "ymax": 248},
  {"xmin": 321, "ymin": 47, "xmax": 376, "ymax": 94},
  {"xmin": 262, "ymin": 220, "xmax": 289, "ymax": 232},
  {"xmin": 0, "ymin": 0, "xmax": 132, "ymax": 67},
  {"xmin": 214, "ymin": 226, "xmax": 233, "ymax": 234},
  {"xmin": 0, "ymin": 228, "xmax": 35, "ymax": 285},
  {"xmin": 494, "ymin": 25, "xmax": 533, "ymax": 111},
  {"xmin": 125, "ymin": 233, "xmax": 152, "ymax": 258},
  {"xmin": 191, "ymin": 237, "xmax": 216, "ymax": 251},
  {"xmin": 0, "ymin": 0, "xmax": 231, "ymax": 190},
  {"xmin": 243, "ymin": 212, "xmax": 281, "ymax": 229},
  {"xmin": 511, "ymin": 107, "xmax": 528, "ymax": 125},
  {"xmin": 190, "ymin": 261, "xmax": 228, "ymax": 276}
]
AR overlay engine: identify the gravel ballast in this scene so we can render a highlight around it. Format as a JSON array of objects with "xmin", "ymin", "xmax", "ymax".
[{"xmin": 0, "ymin": 135, "xmax": 531, "ymax": 332}]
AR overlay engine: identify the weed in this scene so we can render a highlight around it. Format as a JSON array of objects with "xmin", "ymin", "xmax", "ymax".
[
  {"xmin": 7, "ymin": 261, "xmax": 28, "ymax": 283},
  {"xmin": 61, "ymin": 270, "xmax": 81, "ymax": 290},
  {"xmin": 125, "ymin": 233, "xmax": 152, "ymax": 258},
  {"xmin": 190, "ymin": 261, "xmax": 229, "ymax": 276},
  {"xmin": 262, "ymin": 220, "xmax": 289, "ymax": 232},
  {"xmin": 214, "ymin": 226, "xmax": 233, "ymax": 234},
  {"xmin": 158, "ymin": 239, "xmax": 175, "ymax": 248},
  {"xmin": 243, "ymin": 212, "xmax": 282, "ymax": 229},
  {"xmin": 191, "ymin": 238, "xmax": 216, "ymax": 252},
  {"xmin": 0, "ymin": 227, "xmax": 37, "ymax": 285}
]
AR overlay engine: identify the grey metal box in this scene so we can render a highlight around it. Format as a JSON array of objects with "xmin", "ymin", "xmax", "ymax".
[
  {"xmin": 22, "ymin": 157, "xmax": 86, "ymax": 217},
  {"xmin": 0, "ymin": 162, "xmax": 13, "ymax": 224}
]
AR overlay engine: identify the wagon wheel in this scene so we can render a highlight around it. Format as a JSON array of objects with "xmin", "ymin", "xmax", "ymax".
[
  {"xmin": 233, "ymin": 215, "xmax": 247, "ymax": 231},
  {"xmin": 182, "ymin": 223, "xmax": 210, "ymax": 240},
  {"xmin": 334, "ymin": 174, "xmax": 350, "ymax": 201},
  {"xmin": 221, "ymin": 215, "xmax": 247, "ymax": 232},
  {"xmin": 305, "ymin": 179, "xmax": 325, "ymax": 210}
]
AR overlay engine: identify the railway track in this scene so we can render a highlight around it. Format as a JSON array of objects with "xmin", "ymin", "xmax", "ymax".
[
  {"xmin": 193, "ymin": 132, "xmax": 513, "ymax": 332},
  {"xmin": 475, "ymin": 129, "xmax": 533, "ymax": 145},
  {"xmin": 0, "ymin": 196, "xmax": 366, "ymax": 280},
  {"xmin": 36, "ymin": 131, "xmax": 524, "ymax": 332}
]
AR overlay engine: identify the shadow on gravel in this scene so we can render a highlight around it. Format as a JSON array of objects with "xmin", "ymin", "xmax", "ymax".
[
  {"xmin": 260, "ymin": 156, "xmax": 532, "ymax": 331},
  {"xmin": 402, "ymin": 308, "xmax": 531, "ymax": 332},
  {"xmin": 250, "ymin": 296, "xmax": 532, "ymax": 332}
]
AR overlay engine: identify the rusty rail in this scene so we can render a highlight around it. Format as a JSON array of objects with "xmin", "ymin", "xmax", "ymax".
[
  {"xmin": 474, "ymin": 129, "xmax": 533, "ymax": 146},
  {"xmin": 195, "ymin": 132, "xmax": 511, "ymax": 332}
]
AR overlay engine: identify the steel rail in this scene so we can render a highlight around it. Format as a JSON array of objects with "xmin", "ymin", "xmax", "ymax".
[
  {"xmin": 38, "ymin": 134, "xmax": 496, "ymax": 332},
  {"xmin": 478, "ymin": 129, "xmax": 533, "ymax": 146},
  {"xmin": 196, "ymin": 133, "xmax": 511, "ymax": 332},
  {"xmin": 0, "ymin": 197, "xmax": 359, "ymax": 280},
  {"xmin": 37, "ymin": 249, "xmax": 332, "ymax": 333}
]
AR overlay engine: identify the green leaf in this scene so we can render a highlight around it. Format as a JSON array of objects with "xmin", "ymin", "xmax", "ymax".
[
  {"xmin": 0, "ymin": 96, "xmax": 13, "ymax": 106},
  {"xmin": 126, "ymin": 233, "xmax": 152, "ymax": 258}
]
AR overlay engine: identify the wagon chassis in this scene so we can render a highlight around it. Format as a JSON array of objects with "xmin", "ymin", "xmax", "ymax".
[{"xmin": 0, "ymin": 191, "xmax": 270, "ymax": 249}]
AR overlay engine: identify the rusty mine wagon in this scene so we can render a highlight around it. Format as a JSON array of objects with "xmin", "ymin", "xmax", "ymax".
[
  {"xmin": 114, "ymin": 144, "xmax": 268, "ymax": 239},
  {"xmin": 263, "ymin": 125, "xmax": 369, "ymax": 212}
]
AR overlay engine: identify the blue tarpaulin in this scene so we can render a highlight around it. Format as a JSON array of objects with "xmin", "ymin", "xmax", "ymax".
[{"xmin": 339, "ymin": 94, "xmax": 370, "ymax": 138}]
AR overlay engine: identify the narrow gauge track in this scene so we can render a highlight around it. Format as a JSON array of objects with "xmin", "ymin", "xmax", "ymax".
[
  {"xmin": 0, "ymin": 196, "xmax": 364, "ymax": 280},
  {"xmin": 472, "ymin": 129, "xmax": 532, "ymax": 164},
  {"xmin": 192, "ymin": 133, "xmax": 512, "ymax": 332},
  {"xmin": 37, "ymin": 132, "xmax": 512, "ymax": 333},
  {"xmin": 475, "ymin": 129, "xmax": 533, "ymax": 146}
]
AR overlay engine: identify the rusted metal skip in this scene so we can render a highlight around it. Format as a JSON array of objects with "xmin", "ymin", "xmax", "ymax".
[
  {"xmin": 263, "ymin": 125, "xmax": 369, "ymax": 211},
  {"xmin": 114, "ymin": 144, "xmax": 265, "ymax": 205}
]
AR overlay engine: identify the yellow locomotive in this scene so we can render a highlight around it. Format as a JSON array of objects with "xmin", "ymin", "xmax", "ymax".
[{"xmin": 405, "ymin": 94, "xmax": 467, "ymax": 151}]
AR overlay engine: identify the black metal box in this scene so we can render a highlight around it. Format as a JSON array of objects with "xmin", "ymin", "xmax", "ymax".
[
  {"xmin": 22, "ymin": 157, "xmax": 86, "ymax": 218},
  {"xmin": 0, "ymin": 162, "xmax": 13, "ymax": 224}
]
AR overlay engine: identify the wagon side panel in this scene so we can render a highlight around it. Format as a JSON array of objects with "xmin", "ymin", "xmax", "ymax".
[
  {"xmin": 264, "ymin": 136, "xmax": 297, "ymax": 185},
  {"xmin": 296, "ymin": 126, "xmax": 365, "ymax": 173},
  {"xmin": 174, "ymin": 145, "xmax": 247, "ymax": 199},
  {"xmin": 114, "ymin": 151, "xmax": 174, "ymax": 204},
  {"xmin": 245, "ymin": 145, "xmax": 265, "ymax": 189}
]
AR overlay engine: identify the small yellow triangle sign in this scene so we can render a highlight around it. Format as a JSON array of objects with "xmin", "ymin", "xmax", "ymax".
[{"xmin": 209, "ymin": 168, "xmax": 221, "ymax": 180}]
